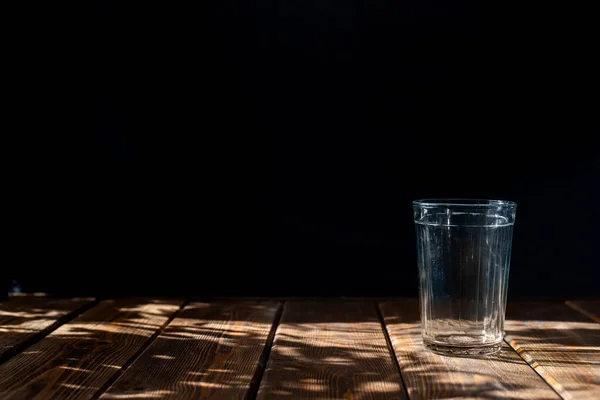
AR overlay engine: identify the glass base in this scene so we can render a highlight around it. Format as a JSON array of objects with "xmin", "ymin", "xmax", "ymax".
[{"xmin": 424, "ymin": 341, "xmax": 502, "ymax": 356}]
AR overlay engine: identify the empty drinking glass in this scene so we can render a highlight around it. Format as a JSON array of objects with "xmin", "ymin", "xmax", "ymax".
[{"xmin": 413, "ymin": 199, "xmax": 517, "ymax": 355}]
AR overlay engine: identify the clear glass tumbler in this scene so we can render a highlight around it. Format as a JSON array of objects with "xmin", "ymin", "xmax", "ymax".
[{"xmin": 413, "ymin": 199, "xmax": 517, "ymax": 355}]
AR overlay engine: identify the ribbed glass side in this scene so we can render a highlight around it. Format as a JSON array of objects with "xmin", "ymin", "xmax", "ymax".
[{"xmin": 414, "ymin": 200, "xmax": 515, "ymax": 355}]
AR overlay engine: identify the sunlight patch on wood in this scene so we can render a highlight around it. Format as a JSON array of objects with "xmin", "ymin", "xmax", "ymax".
[
  {"xmin": 59, "ymin": 382, "xmax": 97, "ymax": 390},
  {"xmin": 102, "ymin": 390, "xmax": 174, "ymax": 399},
  {"xmin": 0, "ymin": 310, "xmax": 63, "ymax": 318},
  {"xmin": 151, "ymin": 355, "xmax": 176, "ymax": 360},
  {"xmin": 182, "ymin": 381, "xmax": 228, "ymax": 389},
  {"xmin": 59, "ymin": 366, "xmax": 93, "ymax": 373}
]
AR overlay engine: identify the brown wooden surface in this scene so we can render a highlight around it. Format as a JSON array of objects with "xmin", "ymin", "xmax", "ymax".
[
  {"xmin": 505, "ymin": 302, "xmax": 600, "ymax": 400},
  {"xmin": 380, "ymin": 299, "xmax": 560, "ymax": 400},
  {"xmin": 101, "ymin": 301, "xmax": 280, "ymax": 400},
  {"xmin": 0, "ymin": 296, "xmax": 94, "ymax": 361},
  {"xmin": 0, "ymin": 298, "xmax": 182, "ymax": 400},
  {"xmin": 257, "ymin": 301, "xmax": 407, "ymax": 400},
  {"xmin": 566, "ymin": 300, "xmax": 600, "ymax": 324},
  {"xmin": 1, "ymin": 297, "xmax": 599, "ymax": 400}
]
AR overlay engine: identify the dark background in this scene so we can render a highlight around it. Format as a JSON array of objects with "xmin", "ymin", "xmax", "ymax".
[{"xmin": 7, "ymin": 0, "xmax": 598, "ymax": 298}]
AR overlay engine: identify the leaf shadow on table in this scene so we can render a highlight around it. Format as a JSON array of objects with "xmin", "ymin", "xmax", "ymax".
[
  {"xmin": 0, "ymin": 298, "xmax": 182, "ymax": 400},
  {"xmin": 1, "ymin": 300, "xmax": 284, "ymax": 400},
  {"xmin": 257, "ymin": 301, "xmax": 407, "ymax": 400},
  {"xmin": 99, "ymin": 301, "xmax": 281, "ymax": 400},
  {"xmin": 79, "ymin": 300, "xmax": 408, "ymax": 400},
  {"xmin": 0, "ymin": 296, "xmax": 93, "ymax": 361},
  {"xmin": 1, "ymin": 300, "xmax": 598, "ymax": 400}
]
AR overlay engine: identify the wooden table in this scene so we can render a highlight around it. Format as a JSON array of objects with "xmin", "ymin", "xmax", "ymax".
[{"xmin": 0, "ymin": 297, "xmax": 598, "ymax": 399}]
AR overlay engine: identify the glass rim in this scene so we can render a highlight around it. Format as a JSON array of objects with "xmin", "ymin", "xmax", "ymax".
[{"xmin": 413, "ymin": 198, "xmax": 517, "ymax": 208}]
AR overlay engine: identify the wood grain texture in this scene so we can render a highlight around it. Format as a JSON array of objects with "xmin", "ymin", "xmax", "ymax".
[
  {"xmin": 380, "ymin": 299, "xmax": 560, "ymax": 400},
  {"xmin": 0, "ymin": 296, "xmax": 94, "ymax": 360},
  {"xmin": 505, "ymin": 302, "xmax": 600, "ymax": 400},
  {"xmin": 101, "ymin": 301, "xmax": 280, "ymax": 400},
  {"xmin": 0, "ymin": 298, "xmax": 182, "ymax": 400},
  {"xmin": 257, "ymin": 301, "xmax": 406, "ymax": 400},
  {"xmin": 566, "ymin": 300, "xmax": 600, "ymax": 324}
]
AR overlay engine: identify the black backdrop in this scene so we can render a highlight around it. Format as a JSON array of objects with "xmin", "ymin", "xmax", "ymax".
[{"xmin": 7, "ymin": 0, "xmax": 599, "ymax": 298}]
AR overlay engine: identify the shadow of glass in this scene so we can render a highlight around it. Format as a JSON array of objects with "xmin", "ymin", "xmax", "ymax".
[
  {"xmin": 380, "ymin": 300, "xmax": 564, "ymax": 399},
  {"xmin": 505, "ymin": 302, "xmax": 600, "ymax": 398}
]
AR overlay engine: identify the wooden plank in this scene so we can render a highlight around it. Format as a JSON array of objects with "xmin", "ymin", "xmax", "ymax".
[
  {"xmin": 0, "ymin": 298, "xmax": 182, "ymax": 400},
  {"xmin": 100, "ymin": 301, "xmax": 280, "ymax": 400},
  {"xmin": 380, "ymin": 299, "xmax": 560, "ymax": 400},
  {"xmin": 257, "ymin": 301, "xmax": 406, "ymax": 400},
  {"xmin": 566, "ymin": 300, "xmax": 600, "ymax": 324},
  {"xmin": 0, "ymin": 296, "xmax": 94, "ymax": 361},
  {"xmin": 505, "ymin": 302, "xmax": 600, "ymax": 400}
]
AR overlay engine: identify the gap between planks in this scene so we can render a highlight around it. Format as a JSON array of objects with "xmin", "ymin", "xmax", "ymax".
[
  {"xmin": 99, "ymin": 300, "xmax": 282, "ymax": 400},
  {"xmin": 0, "ymin": 297, "xmax": 98, "ymax": 365},
  {"xmin": 258, "ymin": 301, "xmax": 408, "ymax": 399},
  {"xmin": 243, "ymin": 301, "xmax": 284, "ymax": 400},
  {"xmin": 379, "ymin": 299, "xmax": 561, "ymax": 400},
  {"xmin": 565, "ymin": 300, "xmax": 600, "ymax": 324},
  {"xmin": 505, "ymin": 301, "xmax": 600, "ymax": 400},
  {"xmin": 91, "ymin": 300, "xmax": 190, "ymax": 399},
  {"xmin": 0, "ymin": 298, "xmax": 185, "ymax": 400},
  {"xmin": 376, "ymin": 302, "xmax": 411, "ymax": 400}
]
